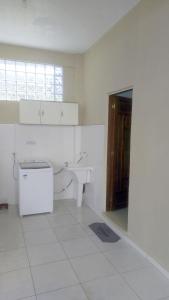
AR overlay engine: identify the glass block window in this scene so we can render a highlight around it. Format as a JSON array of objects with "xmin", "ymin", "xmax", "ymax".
[{"xmin": 0, "ymin": 59, "xmax": 63, "ymax": 101}]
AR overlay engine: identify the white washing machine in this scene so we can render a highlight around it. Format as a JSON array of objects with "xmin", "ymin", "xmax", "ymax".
[{"xmin": 19, "ymin": 161, "xmax": 53, "ymax": 216}]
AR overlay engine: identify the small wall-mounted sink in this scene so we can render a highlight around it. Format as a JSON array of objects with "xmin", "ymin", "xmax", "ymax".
[
  {"xmin": 66, "ymin": 164, "xmax": 93, "ymax": 207},
  {"xmin": 67, "ymin": 165, "xmax": 93, "ymax": 184}
]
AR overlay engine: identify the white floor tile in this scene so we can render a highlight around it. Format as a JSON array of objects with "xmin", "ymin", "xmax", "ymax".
[
  {"xmin": 123, "ymin": 267, "xmax": 169, "ymax": 300},
  {"xmin": 0, "ymin": 230, "xmax": 25, "ymax": 251},
  {"xmin": 0, "ymin": 268, "xmax": 35, "ymax": 300},
  {"xmin": 50, "ymin": 210, "xmax": 70, "ymax": 217},
  {"xmin": 37, "ymin": 285, "xmax": 88, "ymax": 300},
  {"xmin": 61, "ymin": 237, "xmax": 99, "ymax": 258},
  {"xmin": 90, "ymin": 235, "xmax": 127, "ymax": 252},
  {"xmin": 47, "ymin": 213, "xmax": 78, "ymax": 227},
  {"xmin": 70, "ymin": 252, "xmax": 117, "ymax": 282},
  {"xmin": 60, "ymin": 199, "xmax": 77, "ymax": 207},
  {"xmin": 72, "ymin": 210, "xmax": 102, "ymax": 224},
  {"xmin": 53, "ymin": 201, "xmax": 70, "ymax": 214},
  {"xmin": 68, "ymin": 206, "xmax": 94, "ymax": 216},
  {"xmin": 104, "ymin": 245, "xmax": 150, "ymax": 273},
  {"xmin": 53, "ymin": 224, "xmax": 88, "ymax": 241},
  {"xmin": 0, "ymin": 217, "xmax": 22, "ymax": 232},
  {"xmin": 83, "ymin": 275, "xmax": 140, "ymax": 300},
  {"xmin": 21, "ymin": 215, "xmax": 50, "ymax": 232},
  {"xmin": 27, "ymin": 242, "xmax": 66, "ymax": 266},
  {"xmin": 80, "ymin": 224, "xmax": 96, "ymax": 236},
  {"xmin": 0, "ymin": 248, "xmax": 29, "ymax": 274},
  {"xmin": 24, "ymin": 229, "xmax": 57, "ymax": 246},
  {"xmin": 31, "ymin": 260, "xmax": 79, "ymax": 294}
]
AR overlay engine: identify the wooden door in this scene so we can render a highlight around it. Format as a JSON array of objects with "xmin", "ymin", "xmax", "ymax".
[{"xmin": 106, "ymin": 95, "xmax": 132, "ymax": 211}]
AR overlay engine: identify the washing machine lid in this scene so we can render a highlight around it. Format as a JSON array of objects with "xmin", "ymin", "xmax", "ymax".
[{"xmin": 19, "ymin": 161, "xmax": 51, "ymax": 169}]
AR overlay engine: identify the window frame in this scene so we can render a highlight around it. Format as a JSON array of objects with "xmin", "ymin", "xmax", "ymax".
[{"xmin": 0, "ymin": 58, "xmax": 63, "ymax": 102}]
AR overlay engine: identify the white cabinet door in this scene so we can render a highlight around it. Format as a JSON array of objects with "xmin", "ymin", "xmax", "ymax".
[
  {"xmin": 60, "ymin": 103, "xmax": 78, "ymax": 125},
  {"xmin": 19, "ymin": 100, "xmax": 41, "ymax": 124},
  {"xmin": 41, "ymin": 101, "xmax": 61, "ymax": 124},
  {"xmin": 19, "ymin": 100, "xmax": 78, "ymax": 125}
]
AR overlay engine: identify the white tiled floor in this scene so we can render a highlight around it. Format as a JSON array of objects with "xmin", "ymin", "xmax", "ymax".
[{"xmin": 0, "ymin": 200, "xmax": 169, "ymax": 300}]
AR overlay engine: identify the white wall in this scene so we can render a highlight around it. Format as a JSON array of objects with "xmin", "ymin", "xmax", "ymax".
[
  {"xmin": 83, "ymin": 0, "xmax": 169, "ymax": 272},
  {"xmin": 0, "ymin": 124, "xmax": 81, "ymax": 204}
]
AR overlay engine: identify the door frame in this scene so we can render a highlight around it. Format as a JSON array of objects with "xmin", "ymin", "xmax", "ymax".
[
  {"xmin": 106, "ymin": 95, "xmax": 116, "ymax": 211},
  {"xmin": 106, "ymin": 89, "xmax": 133, "ymax": 212}
]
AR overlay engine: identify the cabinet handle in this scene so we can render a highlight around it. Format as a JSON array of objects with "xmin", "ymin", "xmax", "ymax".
[
  {"xmin": 41, "ymin": 110, "xmax": 45, "ymax": 116},
  {"xmin": 61, "ymin": 111, "xmax": 63, "ymax": 117}
]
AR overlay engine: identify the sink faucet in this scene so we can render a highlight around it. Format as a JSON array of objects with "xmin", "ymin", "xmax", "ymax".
[
  {"xmin": 76, "ymin": 152, "xmax": 88, "ymax": 164},
  {"xmin": 64, "ymin": 152, "xmax": 88, "ymax": 167},
  {"xmin": 64, "ymin": 161, "xmax": 69, "ymax": 167}
]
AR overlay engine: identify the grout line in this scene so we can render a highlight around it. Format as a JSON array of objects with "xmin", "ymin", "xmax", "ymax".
[
  {"xmin": 120, "ymin": 272, "xmax": 145, "ymax": 300},
  {"xmin": 67, "ymin": 255, "xmax": 90, "ymax": 300},
  {"xmin": 100, "ymin": 251, "xmax": 143, "ymax": 300},
  {"xmin": 35, "ymin": 283, "xmax": 85, "ymax": 298},
  {"xmin": 21, "ymin": 221, "xmax": 37, "ymax": 298},
  {"xmin": 21, "ymin": 257, "xmax": 70, "ymax": 269},
  {"xmin": 20, "ymin": 250, "xmax": 105, "ymax": 270},
  {"xmin": 0, "ymin": 266, "xmax": 31, "ymax": 277},
  {"xmin": 79, "ymin": 283, "xmax": 91, "ymax": 300},
  {"xmin": 51, "ymin": 239, "xmax": 90, "ymax": 299},
  {"xmin": 20, "ymin": 296, "xmax": 37, "ymax": 300},
  {"xmin": 60, "ymin": 249, "xmax": 100, "ymax": 261},
  {"xmin": 0, "ymin": 244, "xmax": 25, "ymax": 253},
  {"xmin": 89, "ymin": 241, "xmax": 144, "ymax": 300},
  {"xmin": 58, "ymin": 203, "xmax": 159, "ymax": 299}
]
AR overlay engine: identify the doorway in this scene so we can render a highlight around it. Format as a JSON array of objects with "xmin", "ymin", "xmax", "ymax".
[{"xmin": 106, "ymin": 89, "xmax": 132, "ymax": 230}]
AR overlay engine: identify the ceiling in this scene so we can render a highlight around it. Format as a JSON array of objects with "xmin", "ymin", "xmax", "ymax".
[{"xmin": 0, "ymin": 0, "xmax": 140, "ymax": 53}]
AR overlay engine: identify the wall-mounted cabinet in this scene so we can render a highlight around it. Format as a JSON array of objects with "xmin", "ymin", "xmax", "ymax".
[
  {"xmin": 19, "ymin": 100, "xmax": 78, "ymax": 125},
  {"xmin": 40, "ymin": 102, "xmax": 62, "ymax": 125}
]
